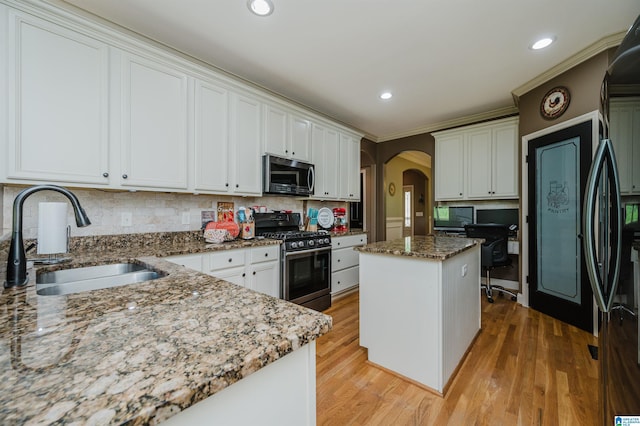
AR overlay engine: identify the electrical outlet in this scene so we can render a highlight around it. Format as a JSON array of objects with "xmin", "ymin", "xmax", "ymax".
[
  {"xmin": 461, "ymin": 264, "xmax": 468, "ymax": 277},
  {"xmin": 121, "ymin": 212, "xmax": 133, "ymax": 227},
  {"xmin": 182, "ymin": 212, "xmax": 190, "ymax": 225}
]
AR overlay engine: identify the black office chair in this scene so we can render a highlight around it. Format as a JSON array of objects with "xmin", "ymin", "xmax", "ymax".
[{"xmin": 464, "ymin": 223, "xmax": 517, "ymax": 303}]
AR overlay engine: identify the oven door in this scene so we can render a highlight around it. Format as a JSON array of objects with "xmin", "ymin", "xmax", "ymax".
[{"xmin": 283, "ymin": 247, "xmax": 331, "ymax": 305}]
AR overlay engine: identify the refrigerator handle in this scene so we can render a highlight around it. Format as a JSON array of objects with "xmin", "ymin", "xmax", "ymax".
[{"xmin": 582, "ymin": 139, "xmax": 622, "ymax": 313}]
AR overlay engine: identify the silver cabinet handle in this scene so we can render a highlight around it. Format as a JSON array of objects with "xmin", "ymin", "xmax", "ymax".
[
  {"xmin": 103, "ymin": 172, "xmax": 109, "ymax": 178},
  {"xmin": 122, "ymin": 174, "xmax": 128, "ymax": 179}
]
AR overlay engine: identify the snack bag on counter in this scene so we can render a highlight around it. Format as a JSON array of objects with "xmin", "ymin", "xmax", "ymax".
[{"xmin": 237, "ymin": 207, "xmax": 255, "ymax": 240}]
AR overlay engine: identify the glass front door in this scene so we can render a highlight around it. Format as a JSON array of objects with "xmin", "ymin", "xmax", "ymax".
[{"xmin": 528, "ymin": 120, "xmax": 593, "ymax": 332}]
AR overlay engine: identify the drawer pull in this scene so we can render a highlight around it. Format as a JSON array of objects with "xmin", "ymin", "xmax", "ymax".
[
  {"xmin": 265, "ymin": 253, "xmax": 269, "ymax": 257},
  {"xmin": 242, "ymin": 273, "xmax": 246, "ymax": 277},
  {"xmin": 253, "ymin": 271, "xmax": 256, "ymax": 275},
  {"xmin": 228, "ymin": 258, "xmax": 232, "ymax": 263}
]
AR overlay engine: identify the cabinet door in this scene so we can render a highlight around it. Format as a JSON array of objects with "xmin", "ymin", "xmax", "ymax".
[
  {"xmin": 610, "ymin": 102, "xmax": 633, "ymax": 194},
  {"xmin": 632, "ymin": 104, "xmax": 640, "ymax": 194},
  {"xmin": 492, "ymin": 123, "xmax": 518, "ymax": 198},
  {"xmin": 466, "ymin": 129, "xmax": 492, "ymax": 199},
  {"xmin": 120, "ymin": 52, "xmax": 189, "ymax": 189},
  {"xmin": 249, "ymin": 261, "xmax": 280, "ymax": 298},
  {"xmin": 311, "ymin": 124, "xmax": 339, "ymax": 199},
  {"xmin": 230, "ymin": 93, "xmax": 262, "ymax": 195},
  {"xmin": 212, "ymin": 266, "xmax": 247, "ymax": 287},
  {"xmin": 7, "ymin": 11, "xmax": 109, "ymax": 184},
  {"xmin": 289, "ymin": 113, "xmax": 311, "ymax": 161},
  {"xmin": 194, "ymin": 79, "xmax": 230, "ymax": 192},
  {"xmin": 263, "ymin": 103, "xmax": 288, "ymax": 158},
  {"xmin": 339, "ymin": 133, "xmax": 360, "ymax": 200},
  {"xmin": 435, "ymin": 134, "xmax": 465, "ymax": 200}
]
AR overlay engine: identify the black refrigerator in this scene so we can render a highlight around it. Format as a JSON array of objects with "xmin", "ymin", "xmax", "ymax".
[{"xmin": 583, "ymin": 14, "xmax": 640, "ymax": 425}]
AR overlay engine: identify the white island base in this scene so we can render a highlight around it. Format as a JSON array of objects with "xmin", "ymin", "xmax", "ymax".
[
  {"xmin": 359, "ymin": 244, "xmax": 480, "ymax": 395},
  {"xmin": 162, "ymin": 342, "xmax": 316, "ymax": 425}
]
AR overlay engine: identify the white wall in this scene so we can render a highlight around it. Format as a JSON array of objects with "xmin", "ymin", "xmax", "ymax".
[{"xmin": 2, "ymin": 185, "xmax": 347, "ymax": 239}]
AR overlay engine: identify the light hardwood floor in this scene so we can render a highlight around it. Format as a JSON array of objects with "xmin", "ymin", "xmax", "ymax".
[{"xmin": 316, "ymin": 291, "xmax": 599, "ymax": 425}]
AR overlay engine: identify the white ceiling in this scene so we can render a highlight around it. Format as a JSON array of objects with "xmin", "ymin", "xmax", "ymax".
[{"xmin": 60, "ymin": 0, "xmax": 640, "ymax": 141}]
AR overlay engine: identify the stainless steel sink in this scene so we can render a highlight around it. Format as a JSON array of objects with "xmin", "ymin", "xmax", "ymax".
[{"xmin": 36, "ymin": 263, "xmax": 167, "ymax": 296}]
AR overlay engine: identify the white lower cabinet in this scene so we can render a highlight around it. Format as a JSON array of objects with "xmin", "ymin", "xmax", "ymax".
[
  {"xmin": 331, "ymin": 234, "xmax": 367, "ymax": 296},
  {"xmin": 164, "ymin": 245, "xmax": 280, "ymax": 298}
]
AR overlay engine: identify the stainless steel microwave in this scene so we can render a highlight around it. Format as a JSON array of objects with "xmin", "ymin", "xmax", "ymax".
[{"xmin": 263, "ymin": 154, "xmax": 315, "ymax": 196}]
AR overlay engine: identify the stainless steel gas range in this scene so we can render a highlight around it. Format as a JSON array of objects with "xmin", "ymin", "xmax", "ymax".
[{"xmin": 255, "ymin": 213, "xmax": 331, "ymax": 311}]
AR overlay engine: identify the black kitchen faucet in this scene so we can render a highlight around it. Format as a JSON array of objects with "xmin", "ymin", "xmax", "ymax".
[{"xmin": 4, "ymin": 185, "xmax": 91, "ymax": 288}]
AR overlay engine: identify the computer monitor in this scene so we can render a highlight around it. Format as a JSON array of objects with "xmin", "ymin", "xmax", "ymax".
[
  {"xmin": 433, "ymin": 206, "xmax": 474, "ymax": 232},
  {"xmin": 476, "ymin": 208, "xmax": 519, "ymax": 227}
]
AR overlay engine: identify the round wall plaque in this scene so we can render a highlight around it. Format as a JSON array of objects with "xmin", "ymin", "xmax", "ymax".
[{"xmin": 540, "ymin": 86, "xmax": 571, "ymax": 120}]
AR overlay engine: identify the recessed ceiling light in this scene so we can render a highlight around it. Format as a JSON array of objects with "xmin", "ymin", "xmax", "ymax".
[
  {"xmin": 531, "ymin": 37, "xmax": 555, "ymax": 50},
  {"xmin": 380, "ymin": 92, "xmax": 393, "ymax": 100},
  {"xmin": 247, "ymin": 0, "xmax": 274, "ymax": 16}
]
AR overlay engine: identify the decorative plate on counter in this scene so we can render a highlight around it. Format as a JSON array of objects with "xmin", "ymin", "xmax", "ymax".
[{"xmin": 317, "ymin": 207, "xmax": 334, "ymax": 229}]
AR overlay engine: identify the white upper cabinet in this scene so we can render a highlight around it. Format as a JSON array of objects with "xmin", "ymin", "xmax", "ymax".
[
  {"xmin": 118, "ymin": 51, "xmax": 189, "ymax": 190},
  {"xmin": 339, "ymin": 133, "xmax": 361, "ymax": 201},
  {"xmin": 194, "ymin": 81, "xmax": 262, "ymax": 196},
  {"xmin": 229, "ymin": 92, "xmax": 262, "ymax": 195},
  {"xmin": 491, "ymin": 122, "xmax": 519, "ymax": 198},
  {"xmin": 193, "ymin": 79, "xmax": 230, "ymax": 193},
  {"xmin": 263, "ymin": 103, "xmax": 288, "ymax": 158},
  {"xmin": 434, "ymin": 134, "xmax": 465, "ymax": 200},
  {"xmin": 263, "ymin": 102, "xmax": 311, "ymax": 162},
  {"xmin": 1, "ymin": 2, "xmax": 361, "ymax": 194},
  {"xmin": 610, "ymin": 98, "xmax": 640, "ymax": 195},
  {"xmin": 466, "ymin": 120, "xmax": 518, "ymax": 199},
  {"xmin": 434, "ymin": 116, "xmax": 518, "ymax": 201},
  {"xmin": 311, "ymin": 123, "xmax": 340, "ymax": 199},
  {"xmin": 6, "ymin": 10, "xmax": 110, "ymax": 185},
  {"xmin": 289, "ymin": 113, "xmax": 312, "ymax": 162}
]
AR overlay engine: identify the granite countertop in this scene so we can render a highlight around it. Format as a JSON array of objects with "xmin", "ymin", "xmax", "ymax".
[
  {"xmin": 355, "ymin": 235, "xmax": 480, "ymax": 260},
  {"xmin": 0, "ymin": 231, "xmax": 332, "ymax": 425}
]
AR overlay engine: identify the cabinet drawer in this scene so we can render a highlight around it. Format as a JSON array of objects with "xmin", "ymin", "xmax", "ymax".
[
  {"xmin": 164, "ymin": 254, "xmax": 204, "ymax": 271},
  {"xmin": 332, "ymin": 247, "xmax": 359, "ymax": 271},
  {"xmin": 332, "ymin": 266, "xmax": 359, "ymax": 294},
  {"xmin": 210, "ymin": 249, "xmax": 246, "ymax": 270},
  {"xmin": 332, "ymin": 234, "xmax": 367, "ymax": 249},
  {"xmin": 250, "ymin": 245, "xmax": 280, "ymax": 264},
  {"xmin": 210, "ymin": 266, "xmax": 247, "ymax": 287}
]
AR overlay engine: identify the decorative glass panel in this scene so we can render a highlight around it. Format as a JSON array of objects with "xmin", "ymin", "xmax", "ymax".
[{"xmin": 536, "ymin": 137, "xmax": 581, "ymax": 303}]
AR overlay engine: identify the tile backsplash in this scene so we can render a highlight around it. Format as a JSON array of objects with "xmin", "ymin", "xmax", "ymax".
[{"xmin": 1, "ymin": 185, "xmax": 346, "ymax": 239}]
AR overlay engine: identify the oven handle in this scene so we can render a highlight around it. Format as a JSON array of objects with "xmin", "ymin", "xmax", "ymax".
[{"xmin": 284, "ymin": 246, "xmax": 331, "ymax": 258}]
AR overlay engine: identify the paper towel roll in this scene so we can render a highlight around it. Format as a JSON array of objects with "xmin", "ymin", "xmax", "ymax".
[{"xmin": 37, "ymin": 202, "xmax": 69, "ymax": 254}]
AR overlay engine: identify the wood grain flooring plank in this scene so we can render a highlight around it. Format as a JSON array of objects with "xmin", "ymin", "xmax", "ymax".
[{"xmin": 316, "ymin": 291, "xmax": 598, "ymax": 425}]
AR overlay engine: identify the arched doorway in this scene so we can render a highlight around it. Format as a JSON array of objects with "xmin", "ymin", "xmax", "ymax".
[{"xmin": 384, "ymin": 151, "xmax": 432, "ymax": 240}]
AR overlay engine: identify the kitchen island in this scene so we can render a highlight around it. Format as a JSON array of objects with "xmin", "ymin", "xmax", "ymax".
[
  {"xmin": 355, "ymin": 235, "xmax": 481, "ymax": 395},
  {"xmin": 0, "ymin": 231, "xmax": 332, "ymax": 425}
]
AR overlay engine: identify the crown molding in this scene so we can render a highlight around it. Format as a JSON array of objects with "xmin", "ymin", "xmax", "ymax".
[
  {"xmin": 375, "ymin": 106, "xmax": 519, "ymax": 143},
  {"xmin": 511, "ymin": 31, "xmax": 626, "ymax": 103}
]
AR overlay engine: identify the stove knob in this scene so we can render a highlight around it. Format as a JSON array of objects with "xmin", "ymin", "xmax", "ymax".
[
  {"xmin": 324, "ymin": 238, "xmax": 330, "ymax": 244},
  {"xmin": 308, "ymin": 240, "xmax": 315, "ymax": 246},
  {"xmin": 291, "ymin": 242, "xmax": 298, "ymax": 249},
  {"xmin": 298, "ymin": 241, "xmax": 305, "ymax": 248}
]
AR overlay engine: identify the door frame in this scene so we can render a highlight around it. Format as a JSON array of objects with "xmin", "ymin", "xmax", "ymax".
[
  {"xmin": 402, "ymin": 184, "xmax": 414, "ymax": 237},
  {"xmin": 520, "ymin": 111, "xmax": 601, "ymax": 333}
]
